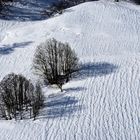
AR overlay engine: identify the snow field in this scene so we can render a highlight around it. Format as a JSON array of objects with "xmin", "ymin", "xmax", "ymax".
[{"xmin": 0, "ymin": 1, "xmax": 140, "ymax": 140}]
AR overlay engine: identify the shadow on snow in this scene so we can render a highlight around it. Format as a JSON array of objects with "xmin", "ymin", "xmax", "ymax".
[
  {"xmin": 73, "ymin": 62, "xmax": 118, "ymax": 79},
  {"xmin": 0, "ymin": 41, "xmax": 33, "ymax": 55},
  {"xmin": 38, "ymin": 63, "xmax": 118, "ymax": 119},
  {"xmin": 38, "ymin": 90, "xmax": 83, "ymax": 119}
]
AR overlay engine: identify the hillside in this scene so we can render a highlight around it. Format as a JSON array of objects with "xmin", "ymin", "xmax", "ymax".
[{"xmin": 0, "ymin": 0, "xmax": 140, "ymax": 140}]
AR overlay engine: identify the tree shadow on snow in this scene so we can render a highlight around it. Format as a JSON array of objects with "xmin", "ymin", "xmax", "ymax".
[
  {"xmin": 63, "ymin": 87, "xmax": 86, "ymax": 93},
  {"xmin": 47, "ymin": 86, "xmax": 85, "ymax": 99},
  {"xmin": 37, "ymin": 63, "xmax": 118, "ymax": 119},
  {"xmin": 73, "ymin": 62, "xmax": 118, "ymax": 80},
  {"xmin": 38, "ymin": 93, "xmax": 83, "ymax": 119},
  {"xmin": 0, "ymin": 41, "xmax": 33, "ymax": 55}
]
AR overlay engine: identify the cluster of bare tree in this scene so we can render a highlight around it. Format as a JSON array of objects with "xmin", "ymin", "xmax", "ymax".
[
  {"xmin": 33, "ymin": 38, "xmax": 79, "ymax": 91},
  {"xmin": 131, "ymin": 0, "xmax": 140, "ymax": 4},
  {"xmin": 0, "ymin": 38, "xmax": 79, "ymax": 121},
  {"xmin": 0, "ymin": 73, "xmax": 44, "ymax": 120},
  {"xmin": 0, "ymin": 0, "xmax": 14, "ymax": 12},
  {"xmin": 45, "ymin": 0, "xmax": 96, "ymax": 17},
  {"xmin": 45, "ymin": 0, "xmax": 69, "ymax": 17}
]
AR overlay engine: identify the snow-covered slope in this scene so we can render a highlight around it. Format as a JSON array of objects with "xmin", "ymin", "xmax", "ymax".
[{"xmin": 0, "ymin": 1, "xmax": 140, "ymax": 140}]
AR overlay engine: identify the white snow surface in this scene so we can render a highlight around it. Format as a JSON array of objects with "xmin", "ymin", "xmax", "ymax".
[{"xmin": 0, "ymin": 1, "xmax": 140, "ymax": 140}]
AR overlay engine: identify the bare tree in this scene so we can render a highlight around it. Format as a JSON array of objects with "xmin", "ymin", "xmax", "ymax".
[
  {"xmin": 33, "ymin": 38, "xmax": 79, "ymax": 91},
  {"xmin": 32, "ymin": 82, "xmax": 44, "ymax": 120},
  {"xmin": 0, "ymin": 0, "xmax": 13, "ymax": 13},
  {"xmin": 0, "ymin": 73, "xmax": 44, "ymax": 120}
]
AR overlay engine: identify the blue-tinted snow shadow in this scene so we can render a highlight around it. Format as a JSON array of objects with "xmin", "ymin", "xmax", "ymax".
[
  {"xmin": 47, "ymin": 96, "xmax": 78, "ymax": 107},
  {"xmin": 39, "ymin": 90, "xmax": 83, "ymax": 119},
  {"xmin": 63, "ymin": 87, "xmax": 86, "ymax": 93},
  {"xmin": 73, "ymin": 62, "xmax": 118, "ymax": 80},
  {"xmin": 0, "ymin": 41, "xmax": 33, "ymax": 55},
  {"xmin": 38, "ymin": 63, "xmax": 118, "ymax": 119}
]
